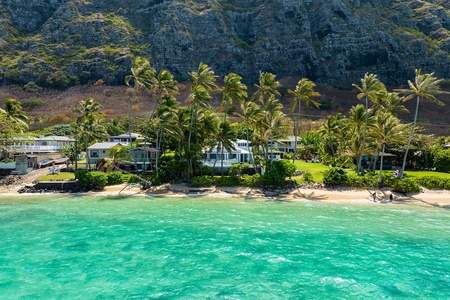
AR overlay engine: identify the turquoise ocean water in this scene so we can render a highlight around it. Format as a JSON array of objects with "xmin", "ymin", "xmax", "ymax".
[{"xmin": 0, "ymin": 195, "xmax": 449, "ymax": 299}]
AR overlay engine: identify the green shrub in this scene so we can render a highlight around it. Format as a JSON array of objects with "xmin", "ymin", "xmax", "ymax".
[
  {"xmin": 240, "ymin": 174, "xmax": 263, "ymax": 187},
  {"xmin": 323, "ymin": 167, "xmax": 348, "ymax": 186},
  {"xmin": 107, "ymin": 172, "xmax": 123, "ymax": 185},
  {"xmin": 191, "ymin": 176, "xmax": 213, "ymax": 187},
  {"xmin": 89, "ymin": 172, "xmax": 108, "ymax": 188},
  {"xmin": 302, "ymin": 171, "xmax": 314, "ymax": 184},
  {"xmin": 21, "ymin": 98, "xmax": 44, "ymax": 108},
  {"xmin": 433, "ymin": 150, "xmax": 450, "ymax": 173},
  {"xmin": 263, "ymin": 160, "xmax": 296, "ymax": 185},
  {"xmin": 75, "ymin": 170, "xmax": 108, "ymax": 189},
  {"xmin": 229, "ymin": 163, "xmax": 255, "ymax": 176},
  {"xmin": 391, "ymin": 178, "xmax": 421, "ymax": 193},
  {"xmin": 418, "ymin": 176, "xmax": 442, "ymax": 189},
  {"xmin": 215, "ymin": 176, "xmax": 241, "ymax": 186}
]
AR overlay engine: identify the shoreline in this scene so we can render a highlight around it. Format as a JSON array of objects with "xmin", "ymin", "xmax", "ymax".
[{"xmin": 2, "ymin": 181, "xmax": 449, "ymax": 209}]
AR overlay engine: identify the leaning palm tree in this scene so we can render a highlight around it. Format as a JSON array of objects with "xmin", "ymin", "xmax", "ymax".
[
  {"xmin": 1, "ymin": 98, "xmax": 28, "ymax": 129},
  {"xmin": 124, "ymin": 56, "xmax": 155, "ymax": 146},
  {"xmin": 288, "ymin": 78, "xmax": 320, "ymax": 163},
  {"xmin": 252, "ymin": 71, "xmax": 281, "ymax": 104},
  {"xmin": 352, "ymin": 73, "xmax": 386, "ymax": 174},
  {"xmin": 370, "ymin": 111, "xmax": 408, "ymax": 186},
  {"xmin": 99, "ymin": 144, "xmax": 130, "ymax": 172},
  {"xmin": 395, "ymin": 69, "xmax": 448, "ymax": 179}
]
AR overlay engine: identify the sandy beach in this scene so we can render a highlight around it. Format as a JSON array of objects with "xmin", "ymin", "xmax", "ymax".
[{"xmin": 1, "ymin": 169, "xmax": 449, "ymax": 209}]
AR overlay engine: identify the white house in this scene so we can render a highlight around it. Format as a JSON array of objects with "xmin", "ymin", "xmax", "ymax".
[
  {"xmin": 107, "ymin": 132, "xmax": 144, "ymax": 145},
  {"xmin": 202, "ymin": 139, "xmax": 252, "ymax": 170},
  {"xmin": 269, "ymin": 136, "xmax": 301, "ymax": 154},
  {"xmin": 8, "ymin": 135, "xmax": 75, "ymax": 154}
]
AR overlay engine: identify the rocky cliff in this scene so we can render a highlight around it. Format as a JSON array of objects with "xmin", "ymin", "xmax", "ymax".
[{"xmin": 0, "ymin": 0, "xmax": 449, "ymax": 87}]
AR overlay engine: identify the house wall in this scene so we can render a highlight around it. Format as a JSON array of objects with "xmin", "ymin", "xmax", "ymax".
[{"xmin": 88, "ymin": 149, "xmax": 111, "ymax": 164}]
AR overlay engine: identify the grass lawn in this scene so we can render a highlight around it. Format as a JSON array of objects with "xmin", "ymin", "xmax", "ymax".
[
  {"xmin": 289, "ymin": 160, "xmax": 450, "ymax": 184},
  {"xmin": 292, "ymin": 161, "xmax": 330, "ymax": 183},
  {"xmin": 37, "ymin": 172, "xmax": 76, "ymax": 182},
  {"xmin": 403, "ymin": 170, "xmax": 450, "ymax": 179}
]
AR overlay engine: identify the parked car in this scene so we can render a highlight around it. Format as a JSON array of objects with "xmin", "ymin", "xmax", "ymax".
[{"xmin": 37, "ymin": 157, "xmax": 68, "ymax": 168}]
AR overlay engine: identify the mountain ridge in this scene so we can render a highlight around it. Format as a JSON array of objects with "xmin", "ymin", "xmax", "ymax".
[{"xmin": 0, "ymin": 0, "xmax": 449, "ymax": 88}]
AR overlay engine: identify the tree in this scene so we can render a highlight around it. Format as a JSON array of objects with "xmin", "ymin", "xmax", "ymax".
[
  {"xmin": 98, "ymin": 144, "xmax": 130, "ymax": 172},
  {"xmin": 288, "ymin": 78, "xmax": 320, "ymax": 163},
  {"xmin": 74, "ymin": 98, "xmax": 106, "ymax": 170},
  {"xmin": 187, "ymin": 63, "xmax": 218, "ymax": 177},
  {"xmin": 1, "ymin": 98, "xmax": 28, "ymax": 130},
  {"xmin": 252, "ymin": 71, "xmax": 281, "ymax": 104},
  {"xmin": 352, "ymin": 73, "xmax": 385, "ymax": 174},
  {"xmin": 373, "ymin": 91, "xmax": 409, "ymax": 116},
  {"xmin": 189, "ymin": 62, "xmax": 219, "ymax": 93},
  {"xmin": 220, "ymin": 72, "xmax": 247, "ymax": 122},
  {"xmin": 124, "ymin": 57, "xmax": 155, "ymax": 146},
  {"xmin": 317, "ymin": 114, "xmax": 345, "ymax": 165},
  {"xmin": 145, "ymin": 69, "xmax": 178, "ymax": 176},
  {"xmin": 238, "ymin": 100, "xmax": 262, "ymax": 167},
  {"xmin": 395, "ymin": 69, "xmax": 448, "ymax": 179},
  {"xmin": 370, "ymin": 111, "xmax": 407, "ymax": 186},
  {"xmin": 346, "ymin": 104, "xmax": 375, "ymax": 168},
  {"xmin": 216, "ymin": 121, "xmax": 237, "ymax": 176}
]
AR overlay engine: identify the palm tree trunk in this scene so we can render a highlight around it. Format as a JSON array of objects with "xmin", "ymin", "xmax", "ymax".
[
  {"xmin": 85, "ymin": 138, "xmax": 89, "ymax": 170},
  {"xmin": 378, "ymin": 143, "xmax": 385, "ymax": 186},
  {"xmin": 293, "ymin": 100, "xmax": 300, "ymax": 163},
  {"xmin": 220, "ymin": 142, "xmax": 224, "ymax": 177},
  {"xmin": 400, "ymin": 96, "xmax": 420, "ymax": 179},
  {"xmin": 187, "ymin": 105, "xmax": 196, "ymax": 178},
  {"xmin": 357, "ymin": 96, "xmax": 369, "ymax": 175}
]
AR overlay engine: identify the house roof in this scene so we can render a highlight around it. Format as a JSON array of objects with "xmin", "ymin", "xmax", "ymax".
[
  {"xmin": 88, "ymin": 142, "xmax": 121, "ymax": 150},
  {"xmin": 108, "ymin": 132, "xmax": 144, "ymax": 140},
  {"xmin": 37, "ymin": 135, "xmax": 75, "ymax": 142}
]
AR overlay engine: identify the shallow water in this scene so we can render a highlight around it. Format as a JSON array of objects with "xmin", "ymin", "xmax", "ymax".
[{"xmin": 0, "ymin": 195, "xmax": 449, "ymax": 299}]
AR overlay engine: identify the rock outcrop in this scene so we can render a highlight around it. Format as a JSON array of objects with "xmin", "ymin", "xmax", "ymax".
[{"xmin": 0, "ymin": 0, "xmax": 449, "ymax": 86}]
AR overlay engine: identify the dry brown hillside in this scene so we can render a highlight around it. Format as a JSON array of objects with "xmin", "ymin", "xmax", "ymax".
[{"xmin": 0, "ymin": 81, "xmax": 449, "ymax": 136}]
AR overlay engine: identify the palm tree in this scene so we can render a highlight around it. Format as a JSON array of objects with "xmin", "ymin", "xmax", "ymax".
[
  {"xmin": 238, "ymin": 100, "xmax": 262, "ymax": 167},
  {"xmin": 124, "ymin": 56, "xmax": 155, "ymax": 147},
  {"xmin": 395, "ymin": 69, "xmax": 448, "ymax": 179},
  {"xmin": 373, "ymin": 91, "xmax": 409, "ymax": 116},
  {"xmin": 187, "ymin": 86, "xmax": 213, "ymax": 177},
  {"xmin": 99, "ymin": 144, "xmax": 130, "ymax": 172},
  {"xmin": 370, "ymin": 111, "xmax": 408, "ymax": 185},
  {"xmin": 219, "ymin": 72, "xmax": 247, "ymax": 169},
  {"xmin": 1, "ymin": 98, "xmax": 28, "ymax": 130},
  {"xmin": 189, "ymin": 62, "xmax": 219, "ymax": 93},
  {"xmin": 216, "ymin": 121, "xmax": 237, "ymax": 176},
  {"xmin": 220, "ymin": 72, "xmax": 247, "ymax": 122},
  {"xmin": 144, "ymin": 69, "xmax": 178, "ymax": 175},
  {"xmin": 252, "ymin": 71, "xmax": 281, "ymax": 104},
  {"xmin": 352, "ymin": 73, "xmax": 385, "ymax": 174},
  {"xmin": 255, "ymin": 97, "xmax": 289, "ymax": 171},
  {"xmin": 347, "ymin": 104, "xmax": 376, "ymax": 168},
  {"xmin": 74, "ymin": 98, "xmax": 105, "ymax": 170},
  {"xmin": 317, "ymin": 114, "xmax": 345, "ymax": 165},
  {"xmin": 288, "ymin": 78, "xmax": 320, "ymax": 163}
]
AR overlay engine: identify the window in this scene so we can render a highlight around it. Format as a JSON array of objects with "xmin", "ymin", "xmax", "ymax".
[{"xmin": 91, "ymin": 150, "xmax": 99, "ymax": 158}]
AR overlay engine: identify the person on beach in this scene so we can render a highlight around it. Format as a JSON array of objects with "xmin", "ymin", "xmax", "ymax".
[
  {"xmin": 373, "ymin": 192, "xmax": 377, "ymax": 202},
  {"xmin": 389, "ymin": 194, "xmax": 393, "ymax": 202}
]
